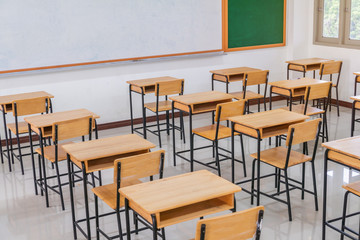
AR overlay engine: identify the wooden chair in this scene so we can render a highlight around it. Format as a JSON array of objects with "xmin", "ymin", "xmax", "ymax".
[
  {"xmin": 250, "ymin": 119, "xmax": 322, "ymax": 221},
  {"xmin": 194, "ymin": 206, "xmax": 265, "ymax": 240},
  {"xmin": 192, "ymin": 100, "xmax": 247, "ymax": 177},
  {"xmin": 35, "ymin": 115, "xmax": 93, "ymax": 210},
  {"xmin": 319, "ymin": 60, "xmax": 342, "ymax": 116},
  {"xmin": 92, "ymin": 150, "xmax": 165, "ymax": 240},
  {"xmin": 7, "ymin": 96, "xmax": 50, "ymax": 174},
  {"xmin": 230, "ymin": 70, "xmax": 269, "ymax": 113},
  {"xmin": 282, "ymin": 82, "xmax": 331, "ymax": 142},
  {"xmin": 340, "ymin": 181, "xmax": 360, "ymax": 240},
  {"xmin": 144, "ymin": 79, "xmax": 185, "ymax": 147}
]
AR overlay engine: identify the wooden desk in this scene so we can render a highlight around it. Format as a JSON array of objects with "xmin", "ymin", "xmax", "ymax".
[
  {"xmin": 24, "ymin": 109, "xmax": 99, "ymax": 200},
  {"xmin": 229, "ymin": 109, "xmax": 309, "ymax": 201},
  {"xmin": 169, "ymin": 91, "xmax": 234, "ymax": 171},
  {"xmin": 210, "ymin": 67, "xmax": 261, "ymax": 93},
  {"xmin": 62, "ymin": 134, "xmax": 156, "ymax": 240},
  {"xmin": 269, "ymin": 78, "xmax": 327, "ymax": 110},
  {"xmin": 120, "ymin": 170, "xmax": 241, "ymax": 240},
  {"xmin": 350, "ymin": 96, "xmax": 360, "ymax": 137},
  {"xmin": 0, "ymin": 91, "xmax": 54, "ymax": 172},
  {"xmin": 286, "ymin": 58, "xmax": 331, "ymax": 79},
  {"xmin": 354, "ymin": 72, "xmax": 360, "ymax": 95},
  {"xmin": 126, "ymin": 76, "xmax": 181, "ymax": 138},
  {"xmin": 322, "ymin": 137, "xmax": 360, "ymax": 240}
]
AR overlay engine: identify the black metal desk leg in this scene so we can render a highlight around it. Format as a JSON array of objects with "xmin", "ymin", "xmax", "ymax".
[
  {"xmin": 141, "ymin": 89, "xmax": 147, "ymax": 139},
  {"xmin": 28, "ymin": 123, "xmax": 38, "ymax": 195},
  {"xmin": 125, "ymin": 198, "xmax": 131, "ymax": 240},
  {"xmin": 188, "ymin": 106, "xmax": 194, "ymax": 172},
  {"xmin": 231, "ymin": 123, "xmax": 235, "ymax": 183},
  {"xmin": 39, "ymin": 130, "xmax": 49, "ymax": 208},
  {"xmin": 172, "ymin": 102, "xmax": 176, "ymax": 166},
  {"xmin": 129, "ymin": 85, "xmax": 134, "ymax": 134},
  {"xmin": 67, "ymin": 154, "xmax": 77, "ymax": 240},
  {"xmin": 2, "ymin": 109, "xmax": 11, "ymax": 172},
  {"xmin": 81, "ymin": 162, "xmax": 91, "ymax": 240},
  {"xmin": 151, "ymin": 214, "xmax": 158, "ymax": 240},
  {"xmin": 256, "ymin": 130, "xmax": 261, "ymax": 206},
  {"xmin": 322, "ymin": 149, "xmax": 329, "ymax": 240},
  {"xmin": 351, "ymin": 102, "xmax": 356, "ymax": 137}
]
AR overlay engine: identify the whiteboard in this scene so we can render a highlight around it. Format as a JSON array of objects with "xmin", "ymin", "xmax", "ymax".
[{"xmin": 0, "ymin": 0, "xmax": 222, "ymax": 72}]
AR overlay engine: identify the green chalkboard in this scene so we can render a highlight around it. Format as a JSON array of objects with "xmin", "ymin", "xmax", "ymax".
[{"xmin": 228, "ymin": 0, "xmax": 285, "ymax": 49}]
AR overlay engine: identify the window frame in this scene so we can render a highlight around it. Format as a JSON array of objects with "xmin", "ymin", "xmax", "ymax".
[{"xmin": 314, "ymin": 0, "xmax": 360, "ymax": 48}]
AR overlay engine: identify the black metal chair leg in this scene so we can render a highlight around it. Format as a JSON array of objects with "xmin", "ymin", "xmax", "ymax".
[
  {"xmin": 94, "ymin": 195, "xmax": 100, "ymax": 240},
  {"xmin": 284, "ymin": 170, "xmax": 292, "ymax": 221},
  {"xmin": 15, "ymin": 131, "xmax": 24, "ymax": 175},
  {"xmin": 38, "ymin": 154, "xmax": 44, "ymax": 196},
  {"xmin": 55, "ymin": 162, "xmax": 65, "ymax": 211},
  {"xmin": 311, "ymin": 161, "xmax": 319, "ymax": 211},
  {"xmin": 336, "ymin": 87, "xmax": 340, "ymax": 117},
  {"xmin": 116, "ymin": 208, "xmax": 123, "ymax": 240},
  {"xmin": 8, "ymin": 130, "xmax": 14, "ymax": 166},
  {"xmin": 340, "ymin": 191, "xmax": 349, "ymax": 240},
  {"xmin": 239, "ymin": 134, "xmax": 246, "ymax": 177},
  {"xmin": 166, "ymin": 111, "xmax": 170, "ymax": 136},
  {"xmin": 180, "ymin": 111, "xmax": 185, "ymax": 144},
  {"xmin": 161, "ymin": 228, "xmax": 166, "ymax": 240},
  {"xmin": 301, "ymin": 163, "xmax": 306, "ymax": 200},
  {"xmin": 251, "ymin": 159, "xmax": 256, "ymax": 205},
  {"xmin": 156, "ymin": 113, "xmax": 162, "ymax": 148},
  {"xmin": 215, "ymin": 140, "xmax": 221, "ymax": 176}
]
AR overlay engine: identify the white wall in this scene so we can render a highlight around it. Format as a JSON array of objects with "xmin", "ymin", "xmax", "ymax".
[{"xmin": 0, "ymin": 1, "xmax": 303, "ymax": 132}]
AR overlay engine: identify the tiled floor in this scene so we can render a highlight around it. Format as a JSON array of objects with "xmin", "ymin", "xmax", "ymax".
[{"xmin": 0, "ymin": 102, "xmax": 359, "ymax": 240}]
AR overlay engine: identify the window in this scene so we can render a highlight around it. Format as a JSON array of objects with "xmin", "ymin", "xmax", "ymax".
[{"xmin": 314, "ymin": 0, "xmax": 360, "ymax": 47}]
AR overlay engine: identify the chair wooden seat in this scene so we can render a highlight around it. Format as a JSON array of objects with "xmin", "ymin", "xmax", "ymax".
[
  {"xmin": 92, "ymin": 179, "xmax": 142, "ymax": 210},
  {"xmin": 7, "ymin": 121, "xmax": 29, "ymax": 134},
  {"xmin": 343, "ymin": 181, "xmax": 360, "ymax": 196},
  {"xmin": 282, "ymin": 104, "xmax": 325, "ymax": 116},
  {"xmin": 144, "ymin": 100, "xmax": 172, "ymax": 112},
  {"xmin": 230, "ymin": 91, "xmax": 264, "ymax": 100},
  {"xmin": 35, "ymin": 142, "xmax": 74, "ymax": 163},
  {"xmin": 192, "ymin": 124, "xmax": 239, "ymax": 141},
  {"xmin": 250, "ymin": 146, "xmax": 312, "ymax": 169}
]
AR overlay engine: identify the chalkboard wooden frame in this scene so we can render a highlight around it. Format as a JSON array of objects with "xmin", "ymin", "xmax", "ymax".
[{"xmin": 223, "ymin": 0, "xmax": 287, "ymax": 52}]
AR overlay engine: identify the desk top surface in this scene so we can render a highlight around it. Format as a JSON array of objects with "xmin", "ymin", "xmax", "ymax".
[
  {"xmin": 229, "ymin": 109, "xmax": 309, "ymax": 130},
  {"xmin": 119, "ymin": 170, "xmax": 241, "ymax": 214},
  {"xmin": 285, "ymin": 58, "xmax": 331, "ymax": 65},
  {"xmin": 209, "ymin": 67, "xmax": 261, "ymax": 75},
  {"xmin": 169, "ymin": 91, "xmax": 233, "ymax": 105},
  {"xmin": 354, "ymin": 72, "xmax": 360, "ymax": 76},
  {"xmin": 269, "ymin": 78, "xmax": 327, "ymax": 89},
  {"xmin": 0, "ymin": 91, "xmax": 54, "ymax": 105},
  {"xmin": 126, "ymin": 76, "xmax": 180, "ymax": 87},
  {"xmin": 322, "ymin": 136, "xmax": 360, "ymax": 160},
  {"xmin": 350, "ymin": 96, "xmax": 360, "ymax": 101},
  {"xmin": 24, "ymin": 109, "xmax": 99, "ymax": 128},
  {"xmin": 62, "ymin": 134, "xmax": 156, "ymax": 162}
]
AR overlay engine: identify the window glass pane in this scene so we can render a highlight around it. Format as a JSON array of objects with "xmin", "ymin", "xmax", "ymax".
[
  {"xmin": 322, "ymin": 0, "xmax": 340, "ymax": 38},
  {"xmin": 350, "ymin": 0, "xmax": 360, "ymax": 40}
]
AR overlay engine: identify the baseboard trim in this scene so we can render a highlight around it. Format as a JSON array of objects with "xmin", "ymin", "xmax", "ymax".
[{"xmin": 1, "ymin": 96, "xmax": 352, "ymax": 146}]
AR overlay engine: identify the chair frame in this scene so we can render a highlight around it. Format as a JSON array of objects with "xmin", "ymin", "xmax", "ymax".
[
  {"xmin": 94, "ymin": 151, "xmax": 165, "ymax": 240},
  {"xmin": 143, "ymin": 80, "xmax": 185, "ymax": 147},
  {"xmin": 251, "ymin": 120, "xmax": 322, "ymax": 221},
  {"xmin": 319, "ymin": 61, "xmax": 343, "ymax": 117},
  {"xmin": 36, "ymin": 116, "xmax": 97, "ymax": 210},
  {"xmin": 198, "ymin": 208, "xmax": 264, "ymax": 240},
  {"xmin": 340, "ymin": 185, "xmax": 360, "ymax": 240},
  {"xmin": 192, "ymin": 100, "xmax": 247, "ymax": 179},
  {"xmin": 242, "ymin": 71, "xmax": 269, "ymax": 113},
  {"xmin": 8, "ymin": 97, "xmax": 50, "ymax": 174}
]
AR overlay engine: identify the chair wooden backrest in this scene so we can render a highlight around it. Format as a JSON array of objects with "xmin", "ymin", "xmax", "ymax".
[
  {"xmin": 215, "ymin": 100, "xmax": 247, "ymax": 122},
  {"xmin": 320, "ymin": 60, "xmax": 342, "ymax": 76},
  {"xmin": 52, "ymin": 115, "xmax": 93, "ymax": 142},
  {"xmin": 194, "ymin": 206, "xmax": 265, "ymax": 240},
  {"xmin": 114, "ymin": 150, "xmax": 165, "ymax": 186},
  {"xmin": 12, "ymin": 97, "xmax": 48, "ymax": 116},
  {"xmin": 305, "ymin": 82, "xmax": 332, "ymax": 101},
  {"xmin": 244, "ymin": 70, "xmax": 269, "ymax": 87},
  {"xmin": 155, "ymin": 79, "xmax": 184, "ymax": 96},
  {"xmin": 286, "ymin": 118, "xmax": 322, "ymax": 146}
]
